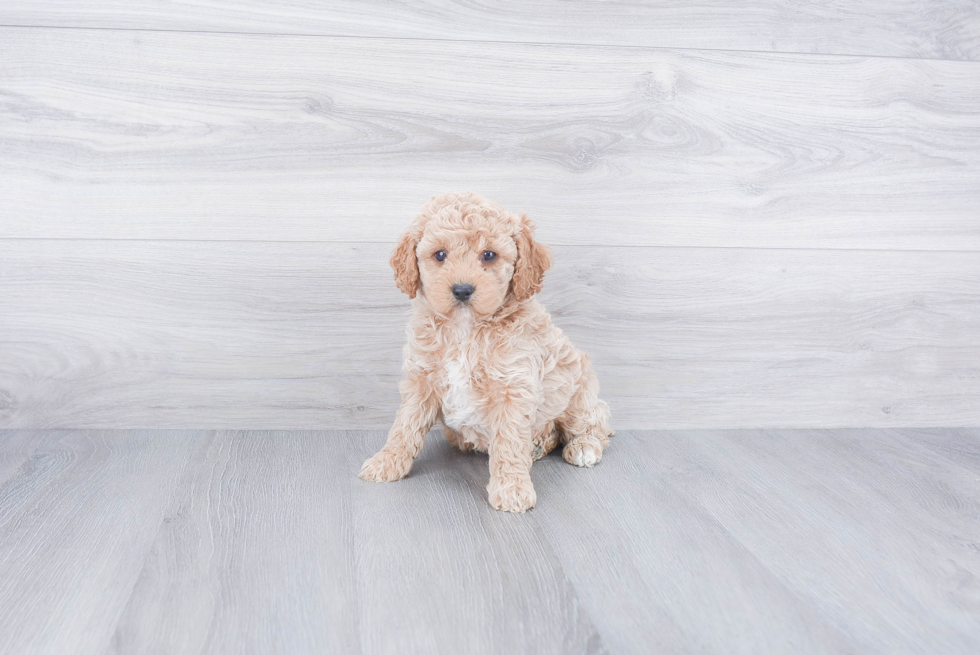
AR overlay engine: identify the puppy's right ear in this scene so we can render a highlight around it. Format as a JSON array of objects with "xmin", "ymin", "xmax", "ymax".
[{"xmin": 390, "ymin": 229, "xmax": 420, "ymax": 298}]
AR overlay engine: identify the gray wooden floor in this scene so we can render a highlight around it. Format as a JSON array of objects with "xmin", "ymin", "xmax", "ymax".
[{"xmin": 1, "ymin": 429, "xmax": 978, "ymax": 654}]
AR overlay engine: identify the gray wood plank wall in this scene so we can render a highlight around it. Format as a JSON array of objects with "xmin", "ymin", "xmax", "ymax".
[
  {"xmin": 3, "ymin": 29, "xmax": 980, "ymax": 249},
  {"xmin": 1, "ymin": 4, "xmax": 978, "ymax": 430},
  {"xmin": 3, "ymin": 2, "xmax": 979, "ymax": 59}
]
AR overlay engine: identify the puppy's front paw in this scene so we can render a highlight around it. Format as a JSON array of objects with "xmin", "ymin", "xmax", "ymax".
[
  {"xmin": 488, "ymin": 478, "xmax": 537, "ymax": 513},
  {"xmin": 563, "ymin": 440, "xmax": 603, "ymax": 467},
  {"xmin": 359, "ymin": 449, "xmax": 412, "ymax": 482}
]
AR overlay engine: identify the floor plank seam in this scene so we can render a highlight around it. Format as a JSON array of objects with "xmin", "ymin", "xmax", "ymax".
[
  {"xmin": 6, "ymin": 237, "xmax": 980, "ymax": 255},
  {"xmin": 2, "ymin": 22, "xmax": 978, "ymax": 64}
]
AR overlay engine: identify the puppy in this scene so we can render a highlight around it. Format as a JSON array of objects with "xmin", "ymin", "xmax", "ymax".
[{"xmin": 359, "ymin": 192, "xmax": 612, "ymax": 512}]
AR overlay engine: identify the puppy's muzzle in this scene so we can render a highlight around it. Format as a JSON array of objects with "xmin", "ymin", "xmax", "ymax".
[{"xmin": 452, "ymin": 284, "xmax": 475, "ymax": 303}]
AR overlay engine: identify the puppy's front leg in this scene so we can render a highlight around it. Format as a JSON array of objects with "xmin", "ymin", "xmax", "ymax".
[
  {"xmin": 487, "ymin": 423, "xmax": 536, "ymax": 513},
  {"xmin": 360, "ymin": 373, "xmax": 438, "ymax": 482}
]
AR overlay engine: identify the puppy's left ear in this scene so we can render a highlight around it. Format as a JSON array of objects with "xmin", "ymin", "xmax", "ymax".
[
  {"xmin": 390, "ymin": 228, "xmax": 420, "ymax": 298},
  {"xmin": 512, "ymin": 213, "xmax": 553, "ymax": 301}
]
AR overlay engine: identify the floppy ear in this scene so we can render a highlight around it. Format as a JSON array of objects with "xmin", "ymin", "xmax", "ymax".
[
  {"xmin": 512, "ymin": 214, "xmax": 553, "ymax": 301},
  {"xmin": 390, "ymin": 228, "xmax": 420, "ymax": 298}
]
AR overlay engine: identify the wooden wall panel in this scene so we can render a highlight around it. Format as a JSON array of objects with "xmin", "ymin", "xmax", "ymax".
[
  {"xmin": 1, "ymin": 1, "xmax": 978, "ymax": 60},
  {"xmin": 2, "ymin": 241, "xmax": 977, "ymax": 430},
  {"xmin": 2, "ymin": 29, "xmax": 979, "ymax": 249}
]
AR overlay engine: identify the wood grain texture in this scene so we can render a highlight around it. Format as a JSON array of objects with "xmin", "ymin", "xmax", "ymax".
[
  {"xmin": 2, "ymin": 28, "xmax": 979, "ymax": 249},
  {"xmin": 1, "ymin": 429, "xmax": 978, "ymax": 654},
  {"xmin": 107, "ymin": 430, "xmax": 361, "ymax": 654},
  {"xmin": 0, "ymin": 429, "xmax": 54, "ymax": 486},
  {"xmin": 900, "ymin": 427, "xmax": 980, "ymax": 474},
  {"xmin": 2, "ymin": 1, "xmax": 979, "ymax": 60},
  {"xmin": 106, "ymin": 430, "xmax": 607, "ymax": 655},
  {"xmin": 528, "ymin": 432, "xmax": 852, "ymax": 654},
  {"xmin": 2, "ymin": 240, "xmax": 978, "ymax": 430},
  {"xmin": 637, "ymin": 428, "xmax": 980, "ymax": 653},
  {"xmin": 350, "ymin": 430, "xmax": 606, "ymax": 655},
  {"xmin": 0, "ymin": 430, "xmax": 196, "ymax": 655}
]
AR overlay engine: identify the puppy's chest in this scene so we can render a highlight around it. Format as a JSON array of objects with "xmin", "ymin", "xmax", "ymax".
[{"xmin": 437, "ymin": 325, "xmax": 488, "ymax": 431}]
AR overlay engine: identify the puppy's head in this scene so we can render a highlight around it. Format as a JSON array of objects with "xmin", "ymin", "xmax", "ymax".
[{"xmin": 390, "ymin": 192, "xmax": 552, "ymax": 318}]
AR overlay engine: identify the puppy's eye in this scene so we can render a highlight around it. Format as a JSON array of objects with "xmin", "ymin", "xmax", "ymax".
[
  {"xmin": 481, "ymin": 250, "xmax": 497, "ymax": 262},
  {"xmin": 433, "ymin": 250, "xmax": 447, "ymax": 262}
]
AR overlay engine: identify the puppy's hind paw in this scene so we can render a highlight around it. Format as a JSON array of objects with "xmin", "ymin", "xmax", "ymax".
[
  {"xmin": 488, "ymin": 479, "xmax": 537, "ymax": 513},
  {"xmin": 359, "ymin": 449, "xmax": 412, "ymax": 482},
  {"xmin": 563, "ymin": 440, "xmax": 603, "ymax": 468}
]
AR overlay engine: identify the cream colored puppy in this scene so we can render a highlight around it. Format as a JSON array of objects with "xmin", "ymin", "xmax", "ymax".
[{"xmin": 359, "ymin": 192, "xmax": 612, "ymax": 512}]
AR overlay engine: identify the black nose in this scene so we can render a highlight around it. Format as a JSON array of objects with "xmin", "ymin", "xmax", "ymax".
[{"xmin": 452, "ymin": 284, "xmax": 475, "ymax": 302}]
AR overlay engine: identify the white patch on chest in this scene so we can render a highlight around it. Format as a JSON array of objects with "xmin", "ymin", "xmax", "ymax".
[{"xmin": 440, "ymin": 310, "xmax": 483, "ymax": 431}]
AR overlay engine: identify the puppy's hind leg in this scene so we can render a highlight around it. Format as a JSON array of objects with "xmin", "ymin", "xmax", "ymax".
[
  {"xmin": 558, "ymin": 356, "xmax": 613, "ymax": 468},
  {"xmin": 531, "ymin": 420, "xmax": 560, "ymax": 461}
]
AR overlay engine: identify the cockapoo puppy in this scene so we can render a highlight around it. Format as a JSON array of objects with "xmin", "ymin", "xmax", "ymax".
[{"xmin": 359, "ymin": 192, "xmax": 613, "ymax": 512}]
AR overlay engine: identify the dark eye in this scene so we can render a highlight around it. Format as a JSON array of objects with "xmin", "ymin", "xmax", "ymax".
[
  {"xmin": 433, "ymin": 250, "xmax": 447, "ymax": 262},
  {"xmin": 482, "ymin": 250, "xmax": 497, "ymax": 262}
]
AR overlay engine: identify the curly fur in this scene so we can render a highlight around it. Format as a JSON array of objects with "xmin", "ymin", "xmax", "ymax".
[{"xmin": 360, "ymin": 191, "xmax": 613, "ymax": 513}]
